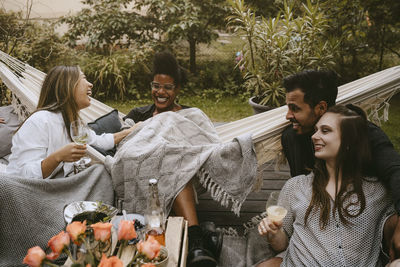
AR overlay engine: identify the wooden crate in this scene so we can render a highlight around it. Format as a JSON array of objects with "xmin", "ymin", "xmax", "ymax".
[{"xmin": 165, "ymin": 216, "xmax": 188, "ymax": 267}]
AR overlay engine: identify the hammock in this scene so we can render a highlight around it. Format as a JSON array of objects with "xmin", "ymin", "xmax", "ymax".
[{"xmin": 1, "ymin": 49, "xmax": 400, "ymax": 166}]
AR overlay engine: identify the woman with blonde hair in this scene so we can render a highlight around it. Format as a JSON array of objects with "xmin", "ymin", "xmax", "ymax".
[{"xmin": 6, "ymin": 65, "xmax": 136, "ymax": 179}]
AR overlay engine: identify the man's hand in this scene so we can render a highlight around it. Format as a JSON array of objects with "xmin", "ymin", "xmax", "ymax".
[
  {"xmin": 390, "ymin": 217, "xmax": 400, "ymax": 261},
  {"xmin": 0, "ymin": 117, "xmax": 5, "ymax": 124}
]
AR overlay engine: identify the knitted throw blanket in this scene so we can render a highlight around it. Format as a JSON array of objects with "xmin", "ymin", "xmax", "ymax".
[
  {"xmin": 106, "ymin": 108, "xmax": 258, "ymax": 216},
  {"xmin": 0, "ymin": 164, "xmax": 114, "ymax": 267}
]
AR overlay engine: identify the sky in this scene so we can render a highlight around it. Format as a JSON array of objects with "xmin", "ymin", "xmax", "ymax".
[{"xmin": 1, "ymin": 0, "xmax": 85, "ymax": 18}]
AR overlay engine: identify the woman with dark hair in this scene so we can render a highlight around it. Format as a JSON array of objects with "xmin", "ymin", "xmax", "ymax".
[
  {"xmin": 124, "ymin": 50, "xmax": 190, "ymax": 122},
  {"xmin": 124, "ymin": 51, "xmax": 220, "ymax": 267},
  {"xmin": 257, "ymin": 105, "xmax": 397, "ymax": 266},
  {"xmin": 6, "ymin": 65, "xmax": 137, "ymax": 179}
]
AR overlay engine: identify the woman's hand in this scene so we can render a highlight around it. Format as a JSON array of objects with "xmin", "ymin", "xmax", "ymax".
[
  {"xmin": 126, "ymin": 121, "xmax": 142, "ymax": 134},
  {"xmin": 258, "ymin": 217, "xmax": 283, "ymax": 238},
  {"xmin": 113, "ymin": 121, "xmax": 142, "ymax": 145},
  {"xmin": 387, "ymin": 259, "xmax": 400, "ymax": 267},
  {"xmin": 41, "ymin": 143, "xmax": 86, "ymax": 178},
  {"xmin": 0, "ymin": 117, "xmax": 5, "ymax": 124},
  {"xmin": 54, "ymin": 143, "xmax": 87, "ymax": 162},
  {"xmin": 258, "ymin": 217, "xmax": 288, "ymax": 252}
]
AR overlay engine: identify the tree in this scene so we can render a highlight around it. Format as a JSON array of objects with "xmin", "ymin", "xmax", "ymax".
[
  {"xmin": 244, "ymin": 0, "xmax": 280, "ymax": 17},
  {"xmin": 20, "ymin": 23, "xmax": 77, "ymax": 72},
  {"xmin": 361, "ymin": 0, "xmax": 400, "ymax": 69},
  {"xmin": 0, "ymin": 4, "xmax": 75, "ymax": 102},
  {"xmin": 0, "ymin": 9, "xmax": 28, "ymax": 54},
  {"xmin": 170, "ymin": 0, "xmax": 229, "ymax": 73},
  {"xmin": 61, "ymin": 0, "xmax": 144, "ymax": 53},
  {"xmin": 63, "ymin": 0, "xmax": 229, "ymax": 73},
  {"xmin": 315, "ymin": 0, "xmax": 370, "ymax": 82},
  {"xmin": 134, "ymin": 0, "xmax": 229, "ymax": 73},
  {"xmin": 314, "ymin": 0, "xmax": 400, "ymax": 81}
]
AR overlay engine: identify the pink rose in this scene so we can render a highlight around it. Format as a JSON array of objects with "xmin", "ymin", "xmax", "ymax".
[
  {"xmin": 66, "ymin": 220, "xmax": 87, "ymax": 244},
  {"xmin": 22, "ymin": 246, "xmax": 46, "ymax": 267},
  {"xmin": 137, "ymin": 235, "xmax": 161, "ymax": 260},
  {"xmin": 46, "ymin": 231, "xmax": 70, "ymax": 260},
  {"xmin": 98, "ymin": 253, "xmax": 124, "ymax": 267},
  {"xmin": 91, "ymin": 222, "xmax": 112, "ymax": 242},
  {"xmin": 117, "ymin": 220, "xmax": 137, "ymax": 241}
]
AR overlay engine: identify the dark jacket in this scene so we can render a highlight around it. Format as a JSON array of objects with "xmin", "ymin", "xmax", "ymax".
[
  {"xmin": 281, "ymin": 121, "xmax": 400, "ymax": 212},
  {"xmin": 123, "ymin": 104, "xmax": 191, "ymax": 123}
]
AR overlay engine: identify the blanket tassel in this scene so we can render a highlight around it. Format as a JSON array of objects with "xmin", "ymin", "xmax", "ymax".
[{"xmin": 198, "ymin": 167, "xmax": 243, "ymax": 216}]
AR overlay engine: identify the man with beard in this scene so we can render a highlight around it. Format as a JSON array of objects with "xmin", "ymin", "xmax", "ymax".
[{"xmin": 280, "ymin": 69, "xmax": 400, "ymax": 260}]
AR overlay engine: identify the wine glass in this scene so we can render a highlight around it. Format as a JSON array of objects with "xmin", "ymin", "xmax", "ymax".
[
  {"xmin": 265, "ymin": 191, "xmax": 287, "ymax": 223},
  {"xmin": 70, "ymin": 120, "xmax": 91, "ymax": 172},
  {"xmin": 265, "ymin": 191, "xmax": 280, "ymax": 208}
]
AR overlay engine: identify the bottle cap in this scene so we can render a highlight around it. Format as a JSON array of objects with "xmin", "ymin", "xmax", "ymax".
[{"xmin": 149, "ymin": 178, "xmax": 158, "ymax": 185}]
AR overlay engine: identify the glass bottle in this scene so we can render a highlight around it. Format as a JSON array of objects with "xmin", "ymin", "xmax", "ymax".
[{"xmin": 144, "ymin": 178, "xmax": 165, "ymax": 246}]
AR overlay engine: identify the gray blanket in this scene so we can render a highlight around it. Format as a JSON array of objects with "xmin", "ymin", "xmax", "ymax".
[
  {"xmin": 0, "ymin": 164, "xmax": 114, "ymax": 267},
  {"xmin": 106, "ymin": 108, "xmax": 258, "ymax": 216}
]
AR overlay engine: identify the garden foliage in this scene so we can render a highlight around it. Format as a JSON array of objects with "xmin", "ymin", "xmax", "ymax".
[
  {"xmin": 0, "ymin": 0, "xmax": 399, "ymax": 104},
  {"xmin": 228, "ymin": 0, "xmax": 338, "ymax": 107}
]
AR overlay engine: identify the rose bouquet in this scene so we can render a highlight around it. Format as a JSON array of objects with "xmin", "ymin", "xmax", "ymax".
[{"xmin": 23, "ymin": 219, "xmax": 167, "ymax": 267}]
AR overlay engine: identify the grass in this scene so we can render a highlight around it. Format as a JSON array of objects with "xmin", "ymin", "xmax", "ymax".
[
  {"xmin": 106, "ymin": 92, "xmax": 400, "ymax": 152},
  {"xmin": 105, "ymin": 95, "xmax": 253, "ymax": 123}
]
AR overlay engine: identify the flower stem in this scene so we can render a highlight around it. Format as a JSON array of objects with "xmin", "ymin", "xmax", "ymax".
[
  {"xmin": 83, "ymin": 238, "xmax": 96, "ymax": 263},
  {"xmin": 43, "ymin": 260, "xmax": 60, "ymax": 267},
  {"xmin": 127, "ymin": 250, "xmax": 140, "ymax": 266},
  {"xmin": 118, "ymin": 240, "xmax": 127, "ymax": 258},
  {"xmin": 64, "ymin": 248, "xmax": 78, "ymax": 264}
]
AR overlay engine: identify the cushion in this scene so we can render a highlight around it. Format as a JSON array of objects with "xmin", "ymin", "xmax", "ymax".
[
  {"xmin": 88, "ymin": 109, "xmax": 122, "ymax": 135},
  {"xmin": 88, "ymin": 109, "xmax": 122, "ymax": 157},
  {"xmin": 91, "ymin": 145, "xmax": 116, "ymax": 157},
  {"xmin": 0, "ymin": 106, "xmax": 21, "ymax": 158}
]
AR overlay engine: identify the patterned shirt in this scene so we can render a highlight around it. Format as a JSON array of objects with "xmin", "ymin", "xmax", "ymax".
[{"xmin": 278, "ymin": 173, "xmax": 395, "ymax": 267}]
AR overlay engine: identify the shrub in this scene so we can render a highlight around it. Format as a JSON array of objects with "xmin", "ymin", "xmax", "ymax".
[
  {"xmin": 16, "ymin": 23, "xmax": 79, "ymax": 72},
  {"xmin": 79, "ymin": 52, "xmax": 131, "ymax": 101},
  {"xmin": 182, "ymin": 57, "xmax": 245, "ymax": 101},
  {"xmin": 228, "ymin": 0, "xmax": 339, "ymax": 107},
  {"xmin": 78, "ymin": 48, "xmax": 153, "ymax": 101}
]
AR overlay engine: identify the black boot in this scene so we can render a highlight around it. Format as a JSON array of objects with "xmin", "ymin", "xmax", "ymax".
[
  {"xmin": 200, "ymin": 221, "xmax": 223, "ymax": 260},
  {"xmin": 187, "ymin": 225, "xmax": 217, "ymax": 267}
]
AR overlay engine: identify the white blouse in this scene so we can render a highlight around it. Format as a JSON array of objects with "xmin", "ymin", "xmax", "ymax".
[{"xmin": 6, "ymin": 110, "xmax": 114, "ymax": 179}]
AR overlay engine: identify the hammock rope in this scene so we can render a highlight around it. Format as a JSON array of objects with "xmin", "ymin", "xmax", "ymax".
[{"xmin": 1, "ymin": 50, "xmax": 399, "ymax": 166}]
